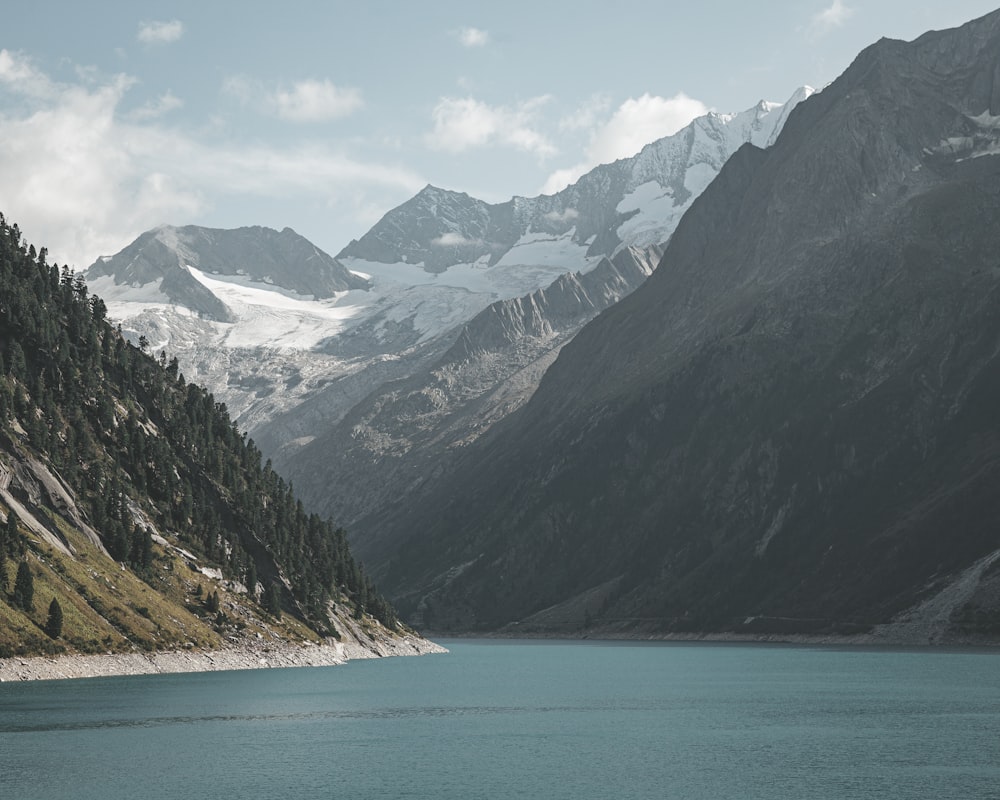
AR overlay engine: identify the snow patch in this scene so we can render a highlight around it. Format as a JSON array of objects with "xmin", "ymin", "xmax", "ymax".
[
  {"xmin": 87, "ymin": 275, "xmax": 169, "ymax": 304},
  {"xmin": 185, "ymin": 266, "xmax": 367, "ymax": 350}
]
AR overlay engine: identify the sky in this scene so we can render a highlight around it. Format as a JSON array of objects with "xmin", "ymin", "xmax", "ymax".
[{"xmin": 1, "ymin": 0, "xmax": 998, "ymax": 268}]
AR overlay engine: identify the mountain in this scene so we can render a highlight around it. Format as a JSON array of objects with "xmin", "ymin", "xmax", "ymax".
[
  {"xmin": 0, "ymin": 215, "xmax": 425, "ymax": 660},
  {"xmin": 85, "ymin": 90, "xmax": 811, "ymax": 511},
  {"xmin": 87, "ymin": 224, "xmax": 368, "ymax": 322},
  {"xmin": 355, "ymin": 11, "xmax": 1000, "ymax": 644},
  {"xmin": 282, "ymin": 245, "xmax": 661, "ymax": 534},
  {"xmin": 340, "ymin": 88, "xmax": 813, "ymax": 274}
]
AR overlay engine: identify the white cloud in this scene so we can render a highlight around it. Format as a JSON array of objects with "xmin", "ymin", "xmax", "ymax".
[
  {"xmin": 543, "ymin": 208, "xmax": 578, "ymax": 223},
  {"xmin": 457, "ymin": 27, "xmax": 489, "ymax": 47},
  {"xmin": 128, "ymin": 90, "xmax": 183, "ymax": 121},
  {"xmin": 558, "ymin": 94, "xmax": 611, "ymax": 132},
  {"xmin": 431, "ymin": 232, "xmax": 481, "ymax": 247},
  {"xmin": 590, "ymin": 92, "xmax": 708, "ymax": 164},
  {"xmin": 809, "ymin": 1, "xmax": 853, "ymax": 37},
  {"xmin": 224, "ymin": 76, "xmax": 363, "ymax": 122},
  {"xmin": 426, "ymin": 95, "xmax": 555, "ymax": 157},
  {"xmin": 0, "ymin": 50, "xmax": 422, "ymax": 267},
  {"xmin": 0, "ymin": 48, "xmax": 59, "ymax": 98},
  {"xmin": 137, "ymin": 20, "xmax": 184, "ymax": 44},
  {"xmin": 541, "ymin": 92, "xmax": 708, "ymax": 194}
]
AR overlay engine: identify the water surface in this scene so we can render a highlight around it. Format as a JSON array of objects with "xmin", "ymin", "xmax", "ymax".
[{"xmin": 2, "ymin": 640, "xmax": 998, "ymax": 799}]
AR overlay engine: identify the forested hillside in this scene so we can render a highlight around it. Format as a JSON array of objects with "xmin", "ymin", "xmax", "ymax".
[{"xmin": 0, "ymin": 213, "xmax": 396, "ymax": 657}]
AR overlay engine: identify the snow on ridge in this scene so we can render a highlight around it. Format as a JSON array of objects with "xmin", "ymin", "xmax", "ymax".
[
  {"xmin": 185, "ymin": 266, "xmax": 366, "ymax": 350},
  {"xmin": 612, "ymin": 85, "xmax": 816, "ymax": 249},
  {"xmin": 87, "ymin": 274, "xmax": 169, "ymax": 304}
]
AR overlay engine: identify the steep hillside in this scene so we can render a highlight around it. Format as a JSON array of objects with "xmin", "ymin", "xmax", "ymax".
[
  {"xmin": 283, "ymin": 246, "xmax": 661, "ymax": 536},
  {"xmin": 0, "ymin": 214, "xmax": 409, "ymax": 659},
  {"xmin": 361, "ymin": 11, "xmax": 1000, "ymax": 643}
]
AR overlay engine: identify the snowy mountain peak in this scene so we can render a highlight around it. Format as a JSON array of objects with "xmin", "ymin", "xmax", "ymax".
[
  {"xmin": 339, "ymin": 87, "xmax": 815, "ymax": 273},
  {"xmin": 90, "ymin": 84, "xmax": 818, "ymax": 454},
  {"xmin": 85, "ymin": 224, "xmax": 369, "ymax": 321}
]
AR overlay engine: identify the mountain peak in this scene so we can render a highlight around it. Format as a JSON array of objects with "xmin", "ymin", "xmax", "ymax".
[
  {"xmin": 360, "ymin": 9, "xmax": 1000, "ymax": 637},
  {"xmin": 84, "ymin": 223, "xmax": 368, "ymax": 321},
  {"xmin": 340, "ymin": 88, "xmax": 813, "ymax": 273}
]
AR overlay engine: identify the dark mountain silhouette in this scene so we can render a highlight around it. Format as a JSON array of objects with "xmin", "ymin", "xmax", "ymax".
[{"xmin": 358, "ymin": 11, "xmax": 1000, "ymax": 643}]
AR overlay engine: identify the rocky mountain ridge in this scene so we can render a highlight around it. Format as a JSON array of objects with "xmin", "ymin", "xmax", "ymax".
[
  {"xmin": 351, "ymin": 10, "xmax": 1000, "ymax": 643},
  {"xmin": 339, "ymin": 87, "xmax": 812, "ymax": 274},
  {"xmin": 282, "ymin": 245, "xmax": 661, "ymax": 534},
  {"xmin": 87, "ymin": 225, "xmax": 367, "ymax": 323},
  {"xmin": 85, "ymin": 89, "xmax": 812, "ymax": 513}
]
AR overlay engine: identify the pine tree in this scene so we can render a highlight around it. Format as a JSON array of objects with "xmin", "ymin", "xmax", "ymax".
[
  {"xmin": 245, "ymin": 561, "xmax": 257, "ymax": 597},
  {"xmin": 45, "ymin": 597, "xmax": 63, "ymax": 638},
  {"xmin": 5, "ymin": 510, "xmax": 18, "ymax": 551},
  {"xmin": 263, "ymin": 583, "xmax": 282, "ymax": 618},
  {"xmin": 13, "ymin": 560, "xmax": 34, "ymax": 611}
]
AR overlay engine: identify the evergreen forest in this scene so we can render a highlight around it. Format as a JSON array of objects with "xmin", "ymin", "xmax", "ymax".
[{"xmin": 0, "ymin": 213, "xmax": 396, "ymax": 654}]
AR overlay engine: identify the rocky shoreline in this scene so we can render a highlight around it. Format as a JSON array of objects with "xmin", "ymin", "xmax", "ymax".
[{"xmin": 0, "ymin": 635, "xmax": 447, "ymax": 683}]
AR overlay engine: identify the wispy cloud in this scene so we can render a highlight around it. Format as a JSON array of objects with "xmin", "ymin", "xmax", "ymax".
[
  {"xmin": 128, "ymin": 90, "xmax": 183, "ymax": 121},
  {"xmin": 541, "ymin": 92, "xmax": 708, "ymax": 194},
  {"xmin": 224, "ymin": 76, "xmax": 363, "ymax": 122},
  {"xmin": 0, "ymin": 48, "xmax": 65, "ymax": 98},
  {"xmin": 426, "ymin": 95, "xmax": 555, "ymax": 158},
  {"xmin": 431, "ymin": 232, "xmax": 482, "ymax": 247},
  {"xmin": 137, "ymin": 20, "xmax": 184, "ymax": 45},
  {"xmin": 809, "ymin": 1, "xmax": 853, "ymax": 37},
  {"xmin": 0, "ymin": 50, "xmax": 422, "ymax": 266},
  {"xmin": 559, "ymin": 94, "xmax": 612, "ymax": 132},
  {"xmin": 543, "ymin": 208, "xmax": 578, "ymax": 223},
  {"xmin": 456, "ymin": 27, "xmax": 489, "ymax": 48}
]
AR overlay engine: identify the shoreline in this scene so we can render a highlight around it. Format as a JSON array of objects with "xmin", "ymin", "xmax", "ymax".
[
  {"xmin": 426, "ymin": 629, "xmax": 1000, "ymax": 649},
  {"xmin": 0, "ymin": 636, "xmax": 447, "ymax": 683}
]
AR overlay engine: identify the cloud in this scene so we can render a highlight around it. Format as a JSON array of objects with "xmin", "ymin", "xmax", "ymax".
[
  {"xmin": 224, "ymin": 76, "xmax": 363, "ymax": 122},
  {"xmin": 809, "ymin": 1, "xmax": 853, "ymax": 37},
  {"xmin": 558, "ymin": 94, "xmax": 611, "ymax": 132},
  {"xmin": 426, "ymin": 95, "xmax": 555, "ymax": 157},
  {"xmin": 137, "ymin": 20, "xmax": 184, "ymax": 44},
  {"xmin": 543, "ymin": 208, "xmax": 578, "ymax": 223},
  {"xmin": 0, "ymin": 50, "xmax": 422, "ymax": 267},
  {"xmin": 456, "ymin": 27, "xmax": 489, "ymax": 47},
  {"xmin": 0, "ymin": 48, "xmax": 59, "ymax": 98},
  {"xmin": 589, "ymin": 93, "xmax": 708, "ymax": 164},
  {"xmin": 431, "ymin": 232, "xmax": 481, "ymax": 247},
  {"xmin": 128, "ymin": 90, "xmax": 183, "ymax": 121},
  {"xmin": 541, "ymin": 92, "xmax": 708, "ymax": 194}
]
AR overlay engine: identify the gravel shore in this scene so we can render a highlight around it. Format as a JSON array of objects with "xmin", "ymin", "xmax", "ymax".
[{"xmin": 0, "ymin": 635, "xmax": 447, "ymax": 682}]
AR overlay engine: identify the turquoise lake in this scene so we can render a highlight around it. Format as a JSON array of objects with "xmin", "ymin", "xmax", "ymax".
[{"xmin": 2, "ymin": 640, "xmax": 999, "ymax": 799}]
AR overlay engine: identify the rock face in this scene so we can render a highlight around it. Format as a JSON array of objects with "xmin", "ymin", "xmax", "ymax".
[
  {"xmin": 86, "ymin": 224, "xmax": 368, "ymax": 321},
  {"xmin": 282, "ymin": 245, "xmax": 661, "ymax": 538},
  {"xmin": 359, "ymin": 11, "xmax": 1000, "ymax": 641},
  {"xmin": 340, "ymin": 87, "xmax": 812, "ymax": 274},
  {"xmin": 87, "ymin": 92, "xmax": 810, "ymax": 536}
]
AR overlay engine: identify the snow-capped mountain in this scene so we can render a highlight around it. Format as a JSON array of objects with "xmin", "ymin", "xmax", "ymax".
[
  {"xmin": 340, "ymin": 87, "xmax": 814, "ymax": 275},
  {"xmin": 279, "ymin": 245, "xmax": 662, "ymax": 533},
  {"xmin": 85, "ymin": 87, "xmax": 813, "ymax": 463},
  {"xmin": 349, "ymin": 10, "xmax": 1000, "ymax": 638},
  {"xmin": 87, "ymin": 225, "xmax": 367, "ymax": 322}
]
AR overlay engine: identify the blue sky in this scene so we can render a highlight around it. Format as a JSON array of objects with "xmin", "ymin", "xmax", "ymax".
[{"xmin": 1, "ymin": 0, "xmax": 997, "ymax": 267}]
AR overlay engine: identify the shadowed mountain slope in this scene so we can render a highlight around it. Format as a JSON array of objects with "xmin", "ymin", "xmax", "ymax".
[{"xmin": 361, "ymin": 11, "xmax": 1000, "ymax": 642}]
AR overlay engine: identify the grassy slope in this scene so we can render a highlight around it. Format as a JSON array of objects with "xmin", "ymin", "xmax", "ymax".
[{"xmin": 0, "ymin": 505, "xmax": 328, "ymax": 659}]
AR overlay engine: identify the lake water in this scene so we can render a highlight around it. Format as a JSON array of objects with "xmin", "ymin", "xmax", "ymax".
[{"xmin": 2, "ymin": 640, "xmax": 999, "ymax": 799}]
